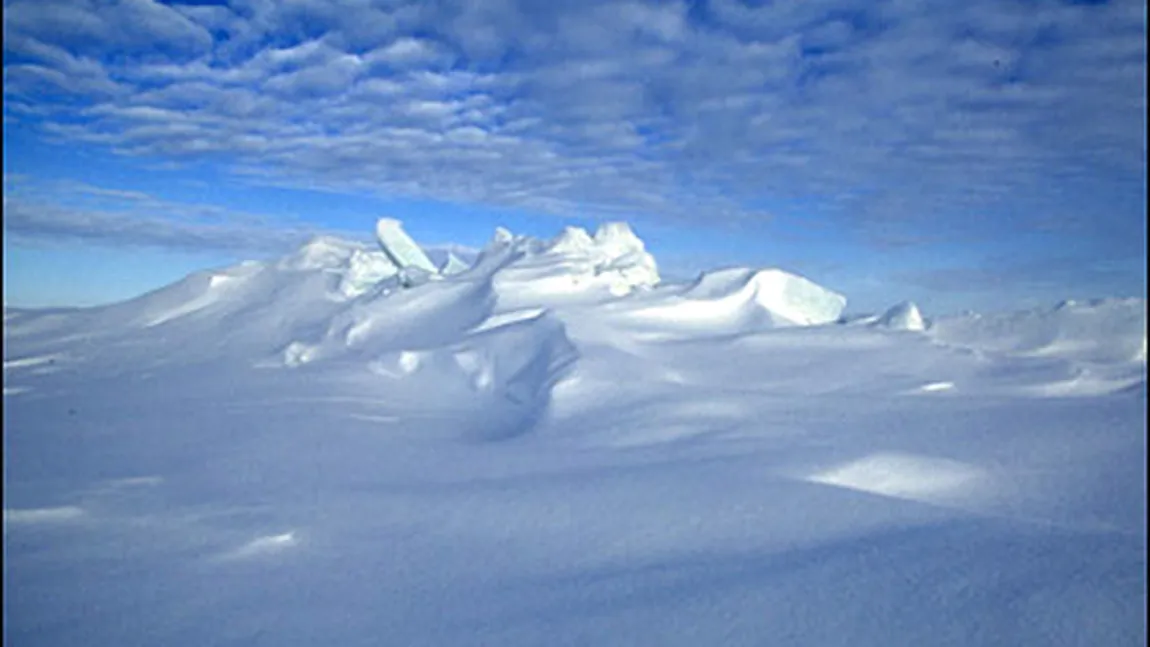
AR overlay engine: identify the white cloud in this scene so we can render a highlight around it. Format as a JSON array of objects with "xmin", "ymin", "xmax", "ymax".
[
  {"xmin": 366, "ymin": 37, "xmax": 453, "ymax": 67},
  {"xmin": 2, "ymin": 180, "xmax": 331, "ymax": 254},
  {"xmin": 3, "ymin": 0, "xmax": 212, "ymax": 57},
  {"xmin": 3, "ymin": 506, "xmax": 85, "ymax": 525},
  {"xmin": 2, "ymin": 0, "xmax": 1144, "ymax": 251}
]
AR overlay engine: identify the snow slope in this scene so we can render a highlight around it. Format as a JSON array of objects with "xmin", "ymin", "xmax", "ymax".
[{"xmin": 3, "ymin": 222, "xmax": 1145, "ymax": 647}]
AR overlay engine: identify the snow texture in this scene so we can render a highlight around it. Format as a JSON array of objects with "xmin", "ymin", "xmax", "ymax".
[{"xmin": 3, "ymin": 220, "xmax": 1145, "ymax": 647}]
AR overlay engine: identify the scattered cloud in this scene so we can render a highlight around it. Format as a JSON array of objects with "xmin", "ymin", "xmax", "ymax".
[
  {"xmin": 2, "ymin": 0, "xmax": 1145, "ymax": 251},
  {"xmin": 3, "ymin": 506, "xmax": 85, "ymax": 525},
  {"xmin": 2, "ymin": 180, "xmax": 328, "ymax": 254}
]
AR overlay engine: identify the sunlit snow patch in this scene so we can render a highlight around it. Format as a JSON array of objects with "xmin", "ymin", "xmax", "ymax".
[{"xmin": 806, "ymin": 453, "xmax": 987, "ymax": 503}]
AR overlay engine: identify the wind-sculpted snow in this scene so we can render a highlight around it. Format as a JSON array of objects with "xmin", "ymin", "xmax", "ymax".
[
  {"xmin": 283, "ymin": 274, "xmax": 497, "ymax": 365},
  {"xmin": 450, "ymin": 311, "xmax": 579, "ymax": 441},
  {"xmin": 609, "ymin": 267, "xmax": 847, "ymax": 337},
  {"xmin": 2, "ymin": 222, "xmax": 1145, "ymax": 647},
  {"xmin": 927, "ymin": 298, "xmax": 1146, "ymax": 397},
  {"xmin": 930, "ymin": 298, "xmax": 1146, "ymax": 363}
]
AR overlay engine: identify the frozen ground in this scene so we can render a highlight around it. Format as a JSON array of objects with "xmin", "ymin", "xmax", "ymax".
[{"xmin": 3, "ymin": 223, "xmax": 1146, "ymax": 646}]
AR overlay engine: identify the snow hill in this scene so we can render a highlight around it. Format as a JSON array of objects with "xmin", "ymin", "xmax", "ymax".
[{"xmin": 4, "ymin": 220, "xmax": 1146, "ymax": 647}]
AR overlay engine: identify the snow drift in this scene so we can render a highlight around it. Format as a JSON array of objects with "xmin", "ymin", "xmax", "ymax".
[{"xmin": 617, "ymin": 267, "xmax": 847, "ymax": 334}]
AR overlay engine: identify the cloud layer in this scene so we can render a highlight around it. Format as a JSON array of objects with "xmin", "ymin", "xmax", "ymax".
[
  {"xmin": 3, "ymin": 0, "xmax": 1146, "ymax": 249},
  {"xmin": 3, "ymin": 176, "xmax": 320, "ymax": 253}
]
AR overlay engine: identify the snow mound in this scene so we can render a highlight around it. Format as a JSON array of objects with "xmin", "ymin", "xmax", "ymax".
[
  {"xmin": 873, "ymin": 301, "xmax": 927, "ymax": 331},
  {"xmin": 624, "ymin": 267, "xmax": 846, "ymax": 330},
  {"xmin": 91, "ymin": 260, "xmax": 265, "ymax": 329},
  {"xmin": 685, "ymin": 268, "xmax": 846, "ymax": 325}
]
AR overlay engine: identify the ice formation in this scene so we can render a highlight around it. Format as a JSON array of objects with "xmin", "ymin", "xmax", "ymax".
[
  {"xmin": 482, "ymin": 222, "xmax": 660, "ymax": 303},
  {"xmin": 375, "ymin": 218, "xmax": 440, "ymax": 275},
  {"xmin": 339, "ymin": 249, "xmax": 399, "ymax": 298}
]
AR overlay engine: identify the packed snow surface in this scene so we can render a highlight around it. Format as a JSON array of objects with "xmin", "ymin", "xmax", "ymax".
[{"xmin": 3, "ymin": 221, "xmax": 1145, "ymax": 647}]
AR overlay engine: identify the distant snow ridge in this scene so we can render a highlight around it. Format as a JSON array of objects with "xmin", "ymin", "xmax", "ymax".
[
  {"xmin": 873, "ymin": 301, "xmax": 927, "ymax": 331},
  {"xmin": 930, "ymin": 297, "xmax": 1146, "ymax": 365}
]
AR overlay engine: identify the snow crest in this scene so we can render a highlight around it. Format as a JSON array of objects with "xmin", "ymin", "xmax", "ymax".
[{"xmin": 623, "ymin": 267, "xmax": 846, "ymax": 331}]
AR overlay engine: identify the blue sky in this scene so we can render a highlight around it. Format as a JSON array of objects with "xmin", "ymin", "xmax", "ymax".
[{"xmin": 3, "ymin": 0, "xmax": 1146, "ymax": 315}]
